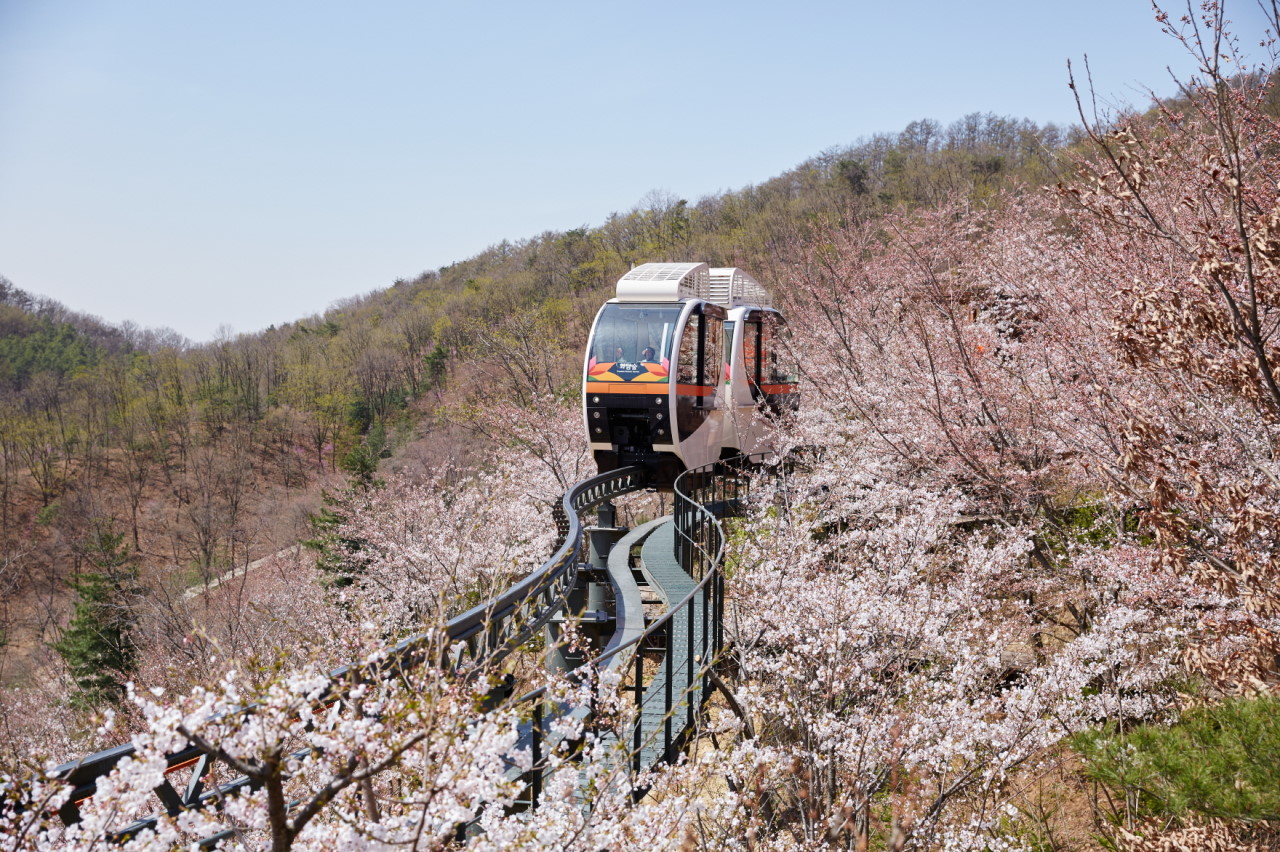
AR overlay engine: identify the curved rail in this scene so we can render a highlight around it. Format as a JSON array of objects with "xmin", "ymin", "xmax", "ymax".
[
  {"xmin": 32, "ymin": 455, "xmax": 766, "ymax": 842},
  {"xmin": 505, "ymin": 454, "xmax": 761, "ymax": 807},
  {"xmin": 41, "ymin": 466, "xmax": 648, "ymax": 836}
]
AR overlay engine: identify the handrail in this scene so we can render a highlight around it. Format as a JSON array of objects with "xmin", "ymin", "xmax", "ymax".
[
  {"xmin": 30, "ymin": 454, "xmax": 767, "ymax": 841},
  {"xmin": 596, "ymin": 453, "xmax": 760, "ymax": 667},
  {"xmin": 40, "ymin": 466, "xmax": 648, "ymax": 836},
  {"xmin": 507, "ymin": 453, "xmax": 765, "ymax": 805}
]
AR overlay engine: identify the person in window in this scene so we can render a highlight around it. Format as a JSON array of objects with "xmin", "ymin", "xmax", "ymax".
[{"xmin": 641, "ymin": 346, "xmax": 657, "ymax": 362}]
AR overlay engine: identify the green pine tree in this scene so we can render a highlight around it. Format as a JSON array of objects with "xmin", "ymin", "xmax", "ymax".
[
  {"xmin": 309, "ymin": 425, "xmax": 387, "ymax": 589},
  {"xmin": 338, "ymin": 422, "xmax": 390, "ymax": 489},
  {"xmin": 304, "ymin": 490, "xmax": 372, "ymax": 590},
  {"xmin": 1072, "ymin": 695, "xmax": 1280, "ymax": 824},
  {"xmin": 52, "ymin": 526, "xmax": 140, "ymax": 710}
]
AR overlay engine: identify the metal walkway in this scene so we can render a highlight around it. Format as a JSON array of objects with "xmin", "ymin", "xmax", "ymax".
[{"xmin": 635, "ymin": 519, "xmax": 708, "ymax": 769}]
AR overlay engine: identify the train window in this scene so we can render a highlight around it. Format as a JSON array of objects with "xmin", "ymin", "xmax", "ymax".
[
  {"xmin": 676, "ymin": 312, "xmax": 724, "ymax": 387},
  {"xmin": 590, "ymin": 303, "xmax": 681, "ymax": 364},
  {"xmin": 677, "ymin": 314, "xmax": 699, "ymax": 383},
  {"xmin": 723, "ymin": 320, "xmax": 735, "ymax": 386},
  {"xmin": 743, "ymin": 320, "xmax": 763, "ymax": 397},
  {"xmin": 761, "ymin": 317, "xmax": 799, "ymax": 385},
  {"xmin": 704, "ymin": 316, "xmax": 723, "ymax": 386}
]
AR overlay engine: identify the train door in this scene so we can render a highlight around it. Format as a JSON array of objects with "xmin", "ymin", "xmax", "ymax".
[
  {"xmin": 721, "ymin": 318, "xmax": 740, "ymax": 453},
  {"xmin": 674, "ymin": 302, "xmax": 726, "ymax": 470},
  {"xmin": 723, "ymin": 312, "xmax": 757, "ymax": 454},
  {"xmin": 732, "ymin": 310, "xmax": 799, "ymax": 454},
  {"xmin": 737, "ymin": 312, "xmax": 766, "ymax": 453},
  {"xmin": 752, "ymin": 312, "xmax": 799, "ymax": 415}
]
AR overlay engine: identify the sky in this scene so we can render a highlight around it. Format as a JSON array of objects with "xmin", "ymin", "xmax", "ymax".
[{"xmin": 1, "ymin": 1, "xmax": 1274, "ymax": 343}]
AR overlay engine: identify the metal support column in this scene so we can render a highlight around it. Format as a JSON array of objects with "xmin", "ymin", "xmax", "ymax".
[{"xmin": 545, "ymin": 500, "xmax": 625, "ymax": 673}]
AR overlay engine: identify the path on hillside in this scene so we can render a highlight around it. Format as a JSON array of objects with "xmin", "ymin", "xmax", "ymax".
[{"xmin": 182, "ymin": 544, "xmax": 304, "ymax": 601}]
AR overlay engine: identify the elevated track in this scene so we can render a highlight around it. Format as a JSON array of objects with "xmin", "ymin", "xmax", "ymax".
[{"xmin": 35, "ymin": 456, "xmax": 759, "ymax": 845}]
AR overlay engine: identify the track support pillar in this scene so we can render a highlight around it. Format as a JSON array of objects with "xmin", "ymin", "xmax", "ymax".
[{"xmin": 545, "ymin": 502, "xmax": 626, "ymax": 673}]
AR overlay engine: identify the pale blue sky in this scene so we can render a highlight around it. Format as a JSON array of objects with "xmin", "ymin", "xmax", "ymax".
[{"xmin": 0, "ymin": 1, "xmax": 1272, "ymax": 342}]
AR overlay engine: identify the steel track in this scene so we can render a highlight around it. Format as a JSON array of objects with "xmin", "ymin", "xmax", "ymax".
[{"xmin": 24, "ymin": 456, "xmax": 761, "ymax": 844}]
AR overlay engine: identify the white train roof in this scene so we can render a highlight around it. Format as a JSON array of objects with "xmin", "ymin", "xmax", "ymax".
[
  {"xmin": 709, "ymin": 266, "xmax": 772, "ymax": 308},
  {"xmin": 615, "ymin": 262, "xmax": 772, "ymax": 307}
]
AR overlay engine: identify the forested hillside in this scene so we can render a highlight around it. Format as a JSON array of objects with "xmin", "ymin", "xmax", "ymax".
[
  {"xmin": 4, "ymin": 5, "xmax": 1280, "ymax": 850},
  {"xmin": 0, "ymin": 106, "xmax": 1065, "ymax": 686}
]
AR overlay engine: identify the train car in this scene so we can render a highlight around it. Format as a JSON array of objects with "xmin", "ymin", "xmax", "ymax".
[{"xmin": 583, "ymin": 262, "xmax": 798, "ymax": 488}]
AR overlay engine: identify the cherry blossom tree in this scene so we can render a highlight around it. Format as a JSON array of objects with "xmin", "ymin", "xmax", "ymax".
[
  {"xmin": 9, "ymin": 8, "xmax": 1280, "ymax": 849},
  {"xmin": 1, "ymin": 631, "xmax": 535, "ymax": 850},
  {"xmin": 1059, "ymin": 0, "xmax": 1280, "ymax": 691},
  {"xmin": 701, "ymin": 409, "xmax": 1195, "ymax": 850}
]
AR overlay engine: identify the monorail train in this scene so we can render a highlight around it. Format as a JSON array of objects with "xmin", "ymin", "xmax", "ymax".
[{"xmin": 583, "ymin": 262, "xmax": 799, "ymax": 488}]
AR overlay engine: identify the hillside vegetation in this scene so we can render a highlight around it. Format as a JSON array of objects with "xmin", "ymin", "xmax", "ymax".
[
  {"xmin": 0, "ymin": 106, "xmax": 1065, "ymax": 685},
  {"xmin": 4, "ymin": 4, "xmax": 1280, "ymax": 850}
]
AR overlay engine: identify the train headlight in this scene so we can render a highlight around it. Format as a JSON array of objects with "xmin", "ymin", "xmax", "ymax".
[
  {"xmin": 655, "ymin": 412, "xmax": 663, "ymax": 420},
  {"xmin": 592, "ymin": 396, "xmax": 600, "ymax": 404},
  {"xmin": 592, "ymin": 411, "xmax": 601, "ymax": 419},
  {"xmin": 594, "ymin": 427, "xmax": 603, "ymax": 435},
  {"xmin": 654, "ymin": 397, "xmax": 663, "ymax": 405},
  {"xmin": 657, "ymin": 428, "xmax": 665, "ymax": 436}
]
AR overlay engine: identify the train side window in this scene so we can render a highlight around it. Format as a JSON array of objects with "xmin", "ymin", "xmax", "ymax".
[
  {"xmin": 703, "ymin": 316, "xmax": 723, "ymax": 387},
  {"xmin": 677, "ymin": 315, "xmax": 700, "ymax": 383},
  {"xmin": 761, "ymin": 318, "xmax": 799, "ymax": 384},
  {"xmin": 722, "ymin": 321, "xmax": 735, "ymax": 372},
  {"xmin": 743, "ymin": 320, "xmax": 763, "ymax": 398}
]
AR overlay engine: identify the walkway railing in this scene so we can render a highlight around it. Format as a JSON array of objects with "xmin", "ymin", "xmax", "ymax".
[
  {"xmin": 41, "ymin": 466, "xmax": 647, "ymax": 839},
  {"xmin": 511, "ymin": 454, "xmax": 761, "ymax": 805},
  {"xmin": 31, "ymin": 455, "xmax": 765, "ymax": 842}
]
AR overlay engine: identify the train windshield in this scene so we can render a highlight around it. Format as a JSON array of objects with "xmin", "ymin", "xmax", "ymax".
[{"xmin": 589, "ymin": 303, "xmax": 682, "ymax": 364}]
